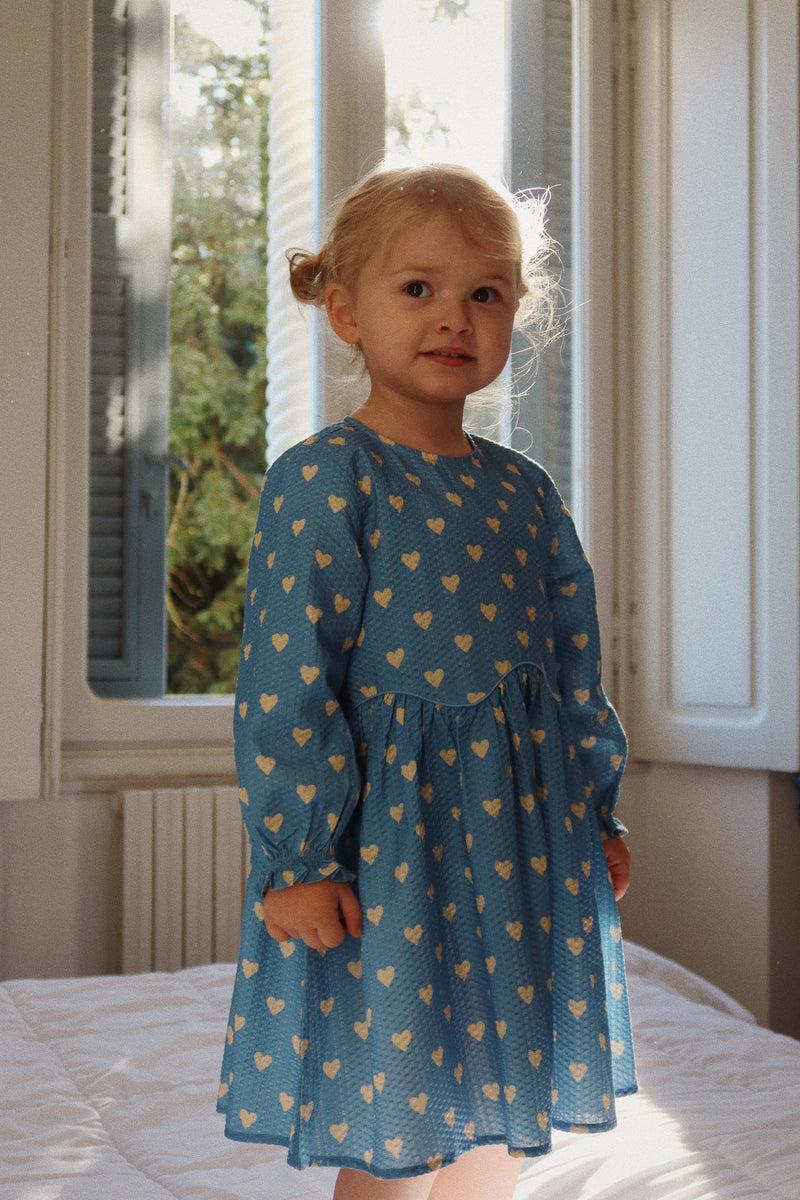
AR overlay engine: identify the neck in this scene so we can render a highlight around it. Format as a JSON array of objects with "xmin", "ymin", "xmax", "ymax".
[{"xmin": 351, "ymin": 398, "xmax": 471, "ymax": 456}]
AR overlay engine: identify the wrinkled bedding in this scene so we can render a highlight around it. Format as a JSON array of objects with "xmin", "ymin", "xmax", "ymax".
[{"xmin": 1, "ymin": 943, "xmax": 798, "ymax": 1199}]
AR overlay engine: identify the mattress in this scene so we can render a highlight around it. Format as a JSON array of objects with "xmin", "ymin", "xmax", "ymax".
[{"xmin": 1, "ymin": 943, "xmax": 798, "ymax": 1199}]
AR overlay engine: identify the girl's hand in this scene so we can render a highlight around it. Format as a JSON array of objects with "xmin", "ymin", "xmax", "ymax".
[
  {"xmin": 263, "ymin": 879, "xmax": 363, "ymax": 952},
  {"xmin": 603, "ymin": 836, "xmax": 631, "ymax": 902}
]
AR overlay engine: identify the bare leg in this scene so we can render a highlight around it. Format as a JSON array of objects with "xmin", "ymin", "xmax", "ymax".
[
  {"xmin": 333, "ymin": 1145, "xmax": 521, "ymax": 1200},
  {"xmin": 333, "ymin": 1167, "xmax": 437, "ymax": 1200},
  {"xmin": 428, "ymin": 1143, "xmax": 522, "ymax": 1200}
]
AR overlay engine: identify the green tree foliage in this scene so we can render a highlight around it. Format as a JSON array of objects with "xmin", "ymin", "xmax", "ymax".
[
  {"xmin": 433, "ymin": 0, "xmax": 469, "ymax": 20},
  {"xmin": 165, "ymin": 0, "xmax": 471, "ymax": 695},
  {"xmin": 167, "ymin": 3, "xmax": 270, "ymax": 693}
]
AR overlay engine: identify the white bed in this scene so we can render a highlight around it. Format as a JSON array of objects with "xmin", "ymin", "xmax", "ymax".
[{"xmin": 2, "ymin": 942, "xmax": 798, "ymax": 1199}]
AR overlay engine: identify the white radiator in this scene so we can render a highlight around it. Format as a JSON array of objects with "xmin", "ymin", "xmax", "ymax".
[{"xmin": 121, "ymin": 787, "xmax": 248, "ymax": 974}]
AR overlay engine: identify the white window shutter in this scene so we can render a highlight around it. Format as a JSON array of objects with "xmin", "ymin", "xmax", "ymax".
[
  {"xmin": 315, "ymin": 0, "xmax": 385, "ymax": 428},
  {"xmin": 263, "ymin": 0, "xmax": 385, "ymax": 462},
  {"xmin": 263, "ymin": 0, "xmax": 316, "ymax": 464},
  {"xmin": 629, "ymin": 0, "xmax": 799, "ymax": 770},
  {"xmin": 509, "ymin": 0, "xmax": 575, "ymax": 507}
]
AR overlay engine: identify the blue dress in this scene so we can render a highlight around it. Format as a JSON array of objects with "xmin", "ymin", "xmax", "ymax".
[{"xmin": 218, "ymin": 418, "xmax": 636, "ymax": 1179}]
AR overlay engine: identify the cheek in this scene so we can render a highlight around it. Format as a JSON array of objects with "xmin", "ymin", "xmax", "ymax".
[{"xmin": 487, "ymin": 320, "xmax": 515, "ymax": 360}]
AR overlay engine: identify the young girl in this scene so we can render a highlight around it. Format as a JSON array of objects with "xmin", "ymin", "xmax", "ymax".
[{"xmin": 218, "ymin": 162, "xmax": 636, "ymax": 1199}]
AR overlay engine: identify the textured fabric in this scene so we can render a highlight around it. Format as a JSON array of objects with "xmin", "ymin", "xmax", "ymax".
[{"xmin": 218, "ymin": 418, "xmax": 636, "ymax": 1179}]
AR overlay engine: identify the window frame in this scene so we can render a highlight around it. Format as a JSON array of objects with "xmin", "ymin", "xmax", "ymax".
[
  {"xmin": 53, "ymin": 0, "xmax": 621, "ymax": 785},
  {"xmin": 0, "ymin": 0, "xmax": 55, "ymax": 802},
  {"xmin": 59, "ymin": 0, "xmax": 243, "ymax": 782}
]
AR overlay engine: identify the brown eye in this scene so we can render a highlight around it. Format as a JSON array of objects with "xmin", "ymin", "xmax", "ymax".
[
  {"xmin": 404, "ymin": 280, "xmax": 431, "ymax": 298},
  {"xmin": 472, "ymin": 286, "xmax": 499, "ymax": 304}
]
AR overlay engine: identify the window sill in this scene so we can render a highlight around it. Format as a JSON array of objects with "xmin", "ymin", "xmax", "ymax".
[
  {"xmin": 60, "ymin": 737, "xmax": 236, "ymax": 790},
  {"xmin": 59, "ymin": 684, "xmax": 236, "ymax": 788}
]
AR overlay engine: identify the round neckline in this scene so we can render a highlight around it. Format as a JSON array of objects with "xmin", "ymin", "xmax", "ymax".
[{"xmin": 345, "ymin": 415, "xmax": 479, "ymax": 461}]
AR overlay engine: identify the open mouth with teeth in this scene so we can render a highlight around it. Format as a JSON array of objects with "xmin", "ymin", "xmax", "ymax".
[{"xmin": 423, "ymin": 349, "xmax": 474, "ymax": 362}]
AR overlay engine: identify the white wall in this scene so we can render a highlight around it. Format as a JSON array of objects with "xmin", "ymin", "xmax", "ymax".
[
  {"xmin": 0, "ymin": 0, "xmax": 798, "ymax": 1041},
  {"xmin": 0, "ymin": 792, "xmax": 122, "ymax": 979},
  {"xmin": 0, "ymin": 0, "xmax": 124, "ymax": 983},
  {"xmin": 619, "ymin": 763, "xmax": 800, "ymax": 1034}
]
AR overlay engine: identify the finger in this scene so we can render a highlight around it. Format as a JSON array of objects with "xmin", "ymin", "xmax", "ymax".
[
  {"xmin": 281, "ymin": 920, "xmax": 330, "ymax": 952},
  {"xmin": 307, "ymin": 930, "xmax": 333, "ymax": 952},
  {"xmin": 338, "ymin": 887, "xmax": 363, "ymax": 939},
  {"xmin": 317, "ymin": 916, "xmax": 346, "ymax": 950},
  {"xmin": 610, "ymin": 862, "xmax": 630, "ymax": 901},
  {"xmin": 265, "ymin": 920, "xmax": 290, "ymax": 944},
  {"xmin": 278, "ymin": 924, "xmax": 324, "ymax": 952}
]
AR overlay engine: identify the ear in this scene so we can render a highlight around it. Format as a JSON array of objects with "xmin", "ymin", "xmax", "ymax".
[{"xmin": 325, "ymin": 283, "xmax": 360, "ymax": 346}]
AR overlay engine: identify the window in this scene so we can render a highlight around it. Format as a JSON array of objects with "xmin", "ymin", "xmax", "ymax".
[
  {"xmin": 378, "ymin": 0, "xmax": 577, "ymax": 506},
  {"xmin": 55, "ymin": 0, "xmax": 800, "ymax": 779},
  {"xmin": 87, "ymin": 0, "xmax": 579, "ymax": 704},
  {"xmin": 89, "ymin": 0, "xmax": 269, "ymax": 699},
  {"xmin": 167, "ymin": 2, "xmax": 270, "ymax": 696},
  {"xmin": 63, "ymin": 0, "xmax": 618, "ymax": 773}
]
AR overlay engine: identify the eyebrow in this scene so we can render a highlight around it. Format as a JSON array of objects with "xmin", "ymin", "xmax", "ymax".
[{"xmin": 389, "ymin": 265, "xmax": 513, "ymax": 284}]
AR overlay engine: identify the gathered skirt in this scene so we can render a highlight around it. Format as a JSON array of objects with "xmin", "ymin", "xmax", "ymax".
[{"xmin": 218, "ymin": 666, "xmax": 636, "ymax": 1179}]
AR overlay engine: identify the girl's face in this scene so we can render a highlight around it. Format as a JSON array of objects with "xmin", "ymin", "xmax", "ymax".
[{"xmin": 326, "ymin": 213, "xmax": 518, "ymax": 425}]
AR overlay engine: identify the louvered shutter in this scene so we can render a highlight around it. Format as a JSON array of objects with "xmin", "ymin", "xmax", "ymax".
[
  {"xmin": 89, "ymin": 0, "xmax": 169, "ymax": 697},
  {"xmin": 509, "ymin": 0, "xmax": 574, "ymax": 509}
]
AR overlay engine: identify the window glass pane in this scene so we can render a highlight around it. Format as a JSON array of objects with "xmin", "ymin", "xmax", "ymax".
[
  {"xmin": 379, "ymin": 0, "xmax": 576, "ymax": 509},
  {"xmin": 380, "ymin": 0, "xmax": 506, "ymax": 180},
  {"xmin": 168, "ymin": 0, "xmax": 269, "ymax": 694}
]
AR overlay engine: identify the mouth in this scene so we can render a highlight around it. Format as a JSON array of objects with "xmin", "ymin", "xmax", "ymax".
[{"xmin": 422, "ymin": 348, "xmax": 474, "ymax": 363}]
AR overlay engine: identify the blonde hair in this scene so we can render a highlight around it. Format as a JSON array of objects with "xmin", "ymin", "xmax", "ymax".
[{"xmin": 288, "ymin": 162, "xmax": 560, "ymax": 359}]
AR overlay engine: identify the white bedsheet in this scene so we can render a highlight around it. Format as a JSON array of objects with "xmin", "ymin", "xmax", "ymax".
[{"xmin": 1, "ymin": 943, "xmax": 798, "ymax": 1199}]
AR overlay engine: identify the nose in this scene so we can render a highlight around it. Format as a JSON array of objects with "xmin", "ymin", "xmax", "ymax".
[{"xmin": 436, "ymin": 290, "xmax": 472, "ymax": 334}]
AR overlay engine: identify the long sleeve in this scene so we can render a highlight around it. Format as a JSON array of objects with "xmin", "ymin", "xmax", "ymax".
[
  {"xmin": 541, "ymin": 476, "xmax": 628, "ymax": 839},
  {"xmin": 234, "ymin": 437, "xmax": 370, "ymax": 894}
]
